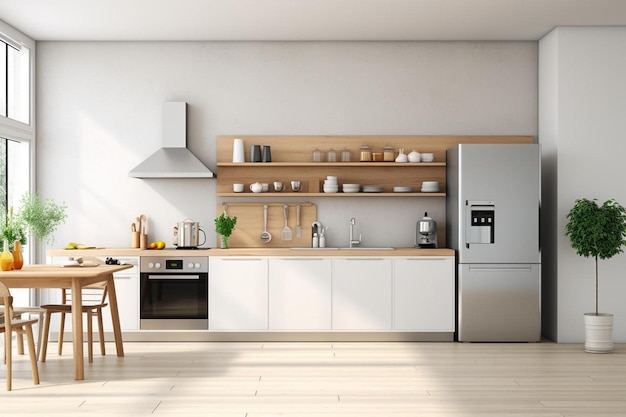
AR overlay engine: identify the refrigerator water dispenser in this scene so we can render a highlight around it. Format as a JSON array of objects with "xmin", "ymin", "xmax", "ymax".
[{"xmin": 466, "ymin": 202, "xmax": 495, "ymax": 246}]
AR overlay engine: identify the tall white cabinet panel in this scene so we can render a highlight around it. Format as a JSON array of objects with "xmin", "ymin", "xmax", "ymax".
[
  {"xmin": 268, "ymin": 258, "xmax": 332, "ymax": 330},
  {"xmin": 393, "ymin": 257, "xmax": 455, "ymax": 331},
  {"xmin": 332, "ymin": 258, "xmax": 392, "ymax": 330},
  {"xmin": 209, "ymin": 257, "xmax": 268, "ymax": 330}
]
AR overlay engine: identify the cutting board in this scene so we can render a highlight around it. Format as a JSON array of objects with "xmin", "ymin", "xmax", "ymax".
[{"xmin": 217, "ymin": 203, "xmax": 317, "ymax": 248}]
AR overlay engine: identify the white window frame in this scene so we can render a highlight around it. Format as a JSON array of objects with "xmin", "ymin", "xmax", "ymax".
[
  {"xmin": 0, "ymin": 20, "xmax": 35, "ymax": 271},
  {"xmin": 0, "ymin": 19, "xmax": 35, "ymax": 144}
]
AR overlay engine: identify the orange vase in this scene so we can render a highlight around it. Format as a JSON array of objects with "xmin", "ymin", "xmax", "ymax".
[
  {"xmin": 0, "ymin": 240, "xmax": 14, "ymax": 271},
  {"xmin": 12, "ymin": 240, "xmax": 24, "ymax": 270}
]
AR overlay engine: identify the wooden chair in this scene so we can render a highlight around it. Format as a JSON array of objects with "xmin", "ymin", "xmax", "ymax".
[
  {"xmin": 12, "ymin": 306, "xmax": 46, "ymax": 361},
  {"xmin": 0, "ymin": 281, "xmax": 40, "ymax": 391},
  {"xmin": 40, "ymin": 282, "xmax": 108, "ymax": 364}
]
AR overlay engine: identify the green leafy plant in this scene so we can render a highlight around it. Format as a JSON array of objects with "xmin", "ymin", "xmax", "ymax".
[
  {"xmin": 15, "ymin": 193, "xmax": 68, "ymax": 245},
  {"xmin": 565, "ymin": 198, "xmax": 626, "ymax": 315},
  {"xmin": 1, "ymin": 207, "xmax": 28, "ymax": 250},
  {"xmin": 214, "ymin": 212, "xmax": 237, "ymax": 248}
]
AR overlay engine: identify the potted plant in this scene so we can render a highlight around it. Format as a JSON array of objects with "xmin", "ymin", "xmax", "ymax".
[
  {"xmin": 16, "ymin": 193, "xmax": 68, "ymax": 245},
  {"xmin": 214, "ymin": 212, "xmax": 237, "ymax": 249},
  {"xmin": 565, "ymin": 198, "xmax": 626, "ymax": 353}
]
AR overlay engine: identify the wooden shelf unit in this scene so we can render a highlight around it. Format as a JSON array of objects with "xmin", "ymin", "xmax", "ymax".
[{"xmin": 216, "ymin": 135, "xmax": 534, "ymax": 198}]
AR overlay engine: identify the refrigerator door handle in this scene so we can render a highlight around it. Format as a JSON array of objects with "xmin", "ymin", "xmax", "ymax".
[{"xmin": 468, "ymin": 264, "xmax": 533, "ymax": 272}]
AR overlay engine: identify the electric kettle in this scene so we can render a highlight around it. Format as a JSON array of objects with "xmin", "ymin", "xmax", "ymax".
[{"xmin": 173, "ymin": 219, "xmax": 206, "ymax": 248}]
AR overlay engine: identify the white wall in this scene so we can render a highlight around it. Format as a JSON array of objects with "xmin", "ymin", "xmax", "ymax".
[
  {"xmin": 539, "ymin": 27, "xmax": 626, "ymax": 342},
  {"xmin": 36, "ymin": 41, "xmax": 537, "ymax": 250}
]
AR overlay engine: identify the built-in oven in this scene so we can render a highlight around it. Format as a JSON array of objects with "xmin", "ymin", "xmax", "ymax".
[{"xmin": 140, "ymin": 256, "xmax": 208, "ymax": 330}]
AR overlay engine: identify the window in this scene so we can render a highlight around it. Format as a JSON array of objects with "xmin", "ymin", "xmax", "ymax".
[
  {"xmin": 0, "ymin": 20, "xmax": 35, "ymax": 291},
  {"xmin": 1, "ymin": 34, "xmax": 30, "ymax": 125}
]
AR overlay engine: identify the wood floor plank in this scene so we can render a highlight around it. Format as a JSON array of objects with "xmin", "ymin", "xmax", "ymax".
[{"xmin": 2, "ymin": 341, "xmax": 626, "ymax": 416}]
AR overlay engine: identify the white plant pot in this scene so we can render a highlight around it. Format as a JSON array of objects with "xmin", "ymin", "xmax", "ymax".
[{"xmin": 584, "ymin": 313, "xmax": 614, "ymax": 353}]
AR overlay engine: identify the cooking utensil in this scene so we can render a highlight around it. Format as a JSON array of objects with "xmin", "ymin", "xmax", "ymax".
[
  {"xmin": 281, "ymin": 204, "xmax": 292, "ymax": 241},
  {"xmin": 131, "ymin": 223, "xmax": 137, "ymax": 232},
  {"xmin": 260, "ymin": 204, "xmax": 272, "ymax": 243},
  {"xmin": 296, "ymin": 204, "xmax": 302, "ymax": 237}
]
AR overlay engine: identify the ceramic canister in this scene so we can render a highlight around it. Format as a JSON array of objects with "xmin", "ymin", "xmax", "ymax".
[{"xmin": 232, "ymin": 138, "xmax": 245, "ymax": 163}]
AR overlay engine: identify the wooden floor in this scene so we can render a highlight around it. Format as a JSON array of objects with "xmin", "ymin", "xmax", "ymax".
[{"xmin": 2, "ymin": 340, "xmax": 626, "ymax": 416}]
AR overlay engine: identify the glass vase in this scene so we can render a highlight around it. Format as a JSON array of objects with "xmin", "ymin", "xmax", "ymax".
[
  {"xmin": 12, "ymin": 240, "xmax": 24, "ymax": 270},
  {"xmin": 221, "ymin": 235, "xmax": 230, "ymax": 249},
  {"xmin": 1, "ymin": 240, "xmax": 14, "ymax": 271}
]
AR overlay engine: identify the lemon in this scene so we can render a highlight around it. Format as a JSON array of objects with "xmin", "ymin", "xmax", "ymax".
[{"xmin": 157, "ymin": 241, "xmax": 165, "ymax": 249}]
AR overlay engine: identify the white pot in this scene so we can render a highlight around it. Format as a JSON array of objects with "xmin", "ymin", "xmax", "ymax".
[{"xmin": 584, "ymin": 313, "xmax": 614, "ymax": 353}]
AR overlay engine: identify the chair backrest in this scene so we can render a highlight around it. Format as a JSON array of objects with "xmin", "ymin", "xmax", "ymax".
[
  {"xmin": 0, "ymin": 281, "xmax": 14, "ymax": 327},
  {"xmin": 61, "ymin": 282, "xmax": 108, "ymax": 306}
]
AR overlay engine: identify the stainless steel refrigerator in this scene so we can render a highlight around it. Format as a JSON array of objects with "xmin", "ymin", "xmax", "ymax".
[{"xmin": 446, "ymin": 143, "xmax": 541, "ymax": 342}]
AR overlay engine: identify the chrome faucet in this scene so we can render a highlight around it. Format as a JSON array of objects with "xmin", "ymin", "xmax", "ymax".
[{"xmin": 349, "ymin": 217, "xmax": 362, "ymax": 248}]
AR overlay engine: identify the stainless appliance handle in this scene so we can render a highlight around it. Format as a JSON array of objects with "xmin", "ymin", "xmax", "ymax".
[
  {"xmin": 147, "ymin": 274, "xmax": 202, "ymax": 280},
  {"xmin": 468, "ymin": 265, "xmax": 532, "ymax": 272}
]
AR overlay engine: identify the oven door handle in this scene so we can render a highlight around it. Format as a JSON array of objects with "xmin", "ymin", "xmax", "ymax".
[{"xmin": 147, "ymin": 274, "xmax": 202, "ymax": 280}]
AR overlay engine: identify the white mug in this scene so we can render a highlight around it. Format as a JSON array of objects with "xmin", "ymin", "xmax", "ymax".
[
  {"xmin": 261, "ymin": 183, "xmax": 269, "ymax": 192},
  {"xmin": 233, "ymin": 183, "xmax": 244, "ymax": 193}
]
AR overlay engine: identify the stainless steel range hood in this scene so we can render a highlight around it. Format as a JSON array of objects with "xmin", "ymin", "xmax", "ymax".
[{"xmin": 129, "ymin": 102, "xmax": 215, "ymax": 178}]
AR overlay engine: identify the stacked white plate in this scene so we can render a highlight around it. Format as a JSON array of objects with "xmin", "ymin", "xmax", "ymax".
[
  {"xmin": 421, "ymin": 181, "xmax": 440, "ymax": 192},
  {"xmin": 342, "ymin": 183, "xmax": 360, "ymax": 193},
  {"xmin": 393, "ymin": 186, "xmax": 414, "ymax": 193},
  {"xmin": 324, "ymin": 176, "xmax": 339, "ymax": 193},
  {"xmin": 363, "ymin": 185, "xmax": 384, "ymax": 193}
]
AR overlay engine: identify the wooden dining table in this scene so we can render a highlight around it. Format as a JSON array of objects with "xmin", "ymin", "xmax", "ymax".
[{"xmin": 0, "ymin": 263, "xmax": 132, "ymax": 380}]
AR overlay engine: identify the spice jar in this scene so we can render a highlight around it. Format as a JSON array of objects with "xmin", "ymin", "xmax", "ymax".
[
  {"xmin": 312, "ymin": 148, "xmax": 322, "ymax": 162},
  {"xmin": 383, "ymin": 145, "xmax": 395, "ymax": 162},
  {"xmin": 327, "ymin": 149, "xmax": 337, "ymax": 162},
  {"xmin": 360, "ymin": 144, "xmax": 372, "ymax": 162}
]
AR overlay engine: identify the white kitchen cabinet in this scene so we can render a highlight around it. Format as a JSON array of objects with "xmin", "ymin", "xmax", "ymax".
[
  {"xmin": 47, "ymin": 256, "xmax": 139, "ymax": 331},
  {"xmin": 268, "ymin": 258, "xmax": 332, "ymax": 330},
  {"xmin": 393, "ymin": 257, "xmax": 455, "ymax": 331},
  {"xmin": 209, "ymin": 257, "xmax": 268, "ymax": 330},
  {"xmin": 102, "ymin": 257, "xmax": 139, "ymax": 331},
  {"xmin": 332, "ymin": 258, "xmax": 393, "ymax": 330}
]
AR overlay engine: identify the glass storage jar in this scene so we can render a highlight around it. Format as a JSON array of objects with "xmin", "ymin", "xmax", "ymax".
[
  {"xmin": 383, "ymin": 145, "xmax": 395, "ymax": 162},
  {"xmin": 341, "ymin": 148, "xmax": 351, "ymax": 162},
  {"xmin": 327, "ymin": 149, "xmax": 337, "ymax": 162},
  {"xmin": 360, "ymin": 144, "xmax": 372, "ymax": 162}
]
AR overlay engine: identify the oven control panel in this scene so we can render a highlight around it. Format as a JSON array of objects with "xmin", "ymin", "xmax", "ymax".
[{"xmin": 140, "ymin": 256, "xmax": 208, "ymax": 273}]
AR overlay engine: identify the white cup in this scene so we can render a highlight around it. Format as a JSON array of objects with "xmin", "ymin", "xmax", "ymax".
[
  {"xmin": 261, "ymin": 183, "xmax": 269, "ymax": 192},
  {"xmin": 291, "ymin": 180, "xmax": 301, "ymax": 192},
  {"xmin": 233, "ymin": 183, "xmax": 244, "ymax": 193},
  {"xmin": 273, "ymin": 181, "xmax": 284, "ymax": 192}
]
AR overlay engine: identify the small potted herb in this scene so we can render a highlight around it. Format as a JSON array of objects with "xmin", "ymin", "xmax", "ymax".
[
  {"xmin": 565, "ymin": 198, "xmax": 626, "ymax": 353},
  {"xmin": 214, "ymin": 212, "xmax": 237, "ymax": 249}
]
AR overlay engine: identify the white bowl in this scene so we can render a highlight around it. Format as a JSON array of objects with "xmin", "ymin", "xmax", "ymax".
[
  {"xmin": 422, "ymin": 181, "xmax": 439, "ymax": 186},
  {"xmin": 326, "ymin": 176, "xmax": 338, "ymax": 181},
  {"xmin": 421, "ymin": 153, "xmax": 434, "ymax": 162}
]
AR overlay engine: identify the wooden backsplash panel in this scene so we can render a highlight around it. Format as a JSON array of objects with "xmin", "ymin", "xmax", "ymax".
[{"xmin": 217, "ymin": 203, "xmax": 317, "ymax": 248}]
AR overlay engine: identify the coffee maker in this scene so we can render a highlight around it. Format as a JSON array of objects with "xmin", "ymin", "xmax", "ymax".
[{"xmin": 416, "ymin": 212, "xmax": 437, "ymax": 248}]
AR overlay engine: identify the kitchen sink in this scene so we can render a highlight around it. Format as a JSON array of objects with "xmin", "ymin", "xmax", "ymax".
[
  {"xmin": 338, "ymin": 247, "xmax": 395, "ymax": 250},
  {"xmin": 289, "ymin": 247, "xmax": 394, "ymax": 251}
]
